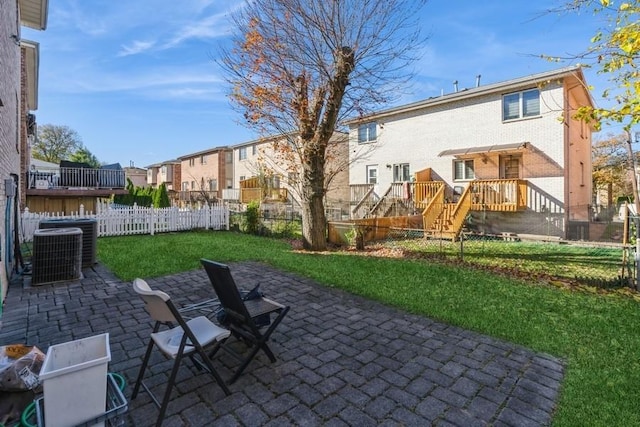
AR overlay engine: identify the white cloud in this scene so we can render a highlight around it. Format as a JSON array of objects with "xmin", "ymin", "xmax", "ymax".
[
  {"xmin": 118, "ymin": 40, "xmax": 156, "ymax": 57},
  {"xmin": 163, "ymin": 11, "xmax": 232, "ymax": 49}
]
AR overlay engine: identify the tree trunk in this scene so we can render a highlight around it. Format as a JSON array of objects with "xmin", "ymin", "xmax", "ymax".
[
  {"xmin": 300, "ymin": 149, "xmax": 327, "ymax": 251},
  {"xmin": 301, "ymin": 191, "xmax": 327, "ymax": 251}
]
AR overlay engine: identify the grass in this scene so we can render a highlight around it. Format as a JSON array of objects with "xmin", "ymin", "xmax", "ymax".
[
  {"xmin": 98, "ymin": 230, "xmax": 640, "ymax": 427},
  {"xmin": 393, "ymin": 237, "xmax": 626, "ymax": 282}
]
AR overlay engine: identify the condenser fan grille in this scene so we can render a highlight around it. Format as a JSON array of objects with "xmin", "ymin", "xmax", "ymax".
[{"xmin": 32, "ymin": 228, "xmax": 83, "ymax": 286}]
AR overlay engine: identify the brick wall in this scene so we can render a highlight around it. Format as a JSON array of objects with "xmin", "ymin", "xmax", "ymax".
[{"xmin": 0, "ymin": 1, "xmax": 21, "ymax": 300}]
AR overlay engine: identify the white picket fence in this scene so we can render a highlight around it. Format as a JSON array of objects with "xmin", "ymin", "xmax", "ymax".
[{"xmin": 21, "ymin": 202, "xmax": 229, "ymax": 243}]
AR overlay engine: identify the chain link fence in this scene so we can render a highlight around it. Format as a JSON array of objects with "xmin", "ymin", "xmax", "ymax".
[
  {"xmin": 329, "ymin": 210, "xmax": 637, "ymax": 290},
  {"xmin": 385, "ymin": 227, "xmax": 633, "ymax": 288}
]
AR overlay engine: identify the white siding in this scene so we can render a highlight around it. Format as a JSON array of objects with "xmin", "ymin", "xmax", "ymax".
[{"xmin": 349, "ymin": 82, "xmax": 567, "ymax": 203}]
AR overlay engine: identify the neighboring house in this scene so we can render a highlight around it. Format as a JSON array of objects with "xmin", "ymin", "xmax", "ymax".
[
  {"xmin": 146, "ymin": 160, "xmax": 181, "ymax": 192},
  {"xmin": 347, "ymin": 66, "xmax": 595, "ymax": 239},
  {"xmin": 123, "ymin": 166, "xmax": 148, "ymax": 188},
  {"xmin": 229, "ymin": 132, "xmax": 350, "ymax": 217},
  {"xmin": 177, "ymin": 146, "xmax": 232, "ymax": 206},
  {"xmin": 1, "ymin": 0, "xmax": 48, "ymax": 303}
]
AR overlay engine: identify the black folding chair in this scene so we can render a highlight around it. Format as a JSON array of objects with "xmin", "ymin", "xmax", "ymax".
[
  {"xmin": 200, "ymin": 259, "xmax": 290, "ymax": 384},
  {"xmin": 131, "ymin": 278, "xmax": 231, "ymax": 427}
]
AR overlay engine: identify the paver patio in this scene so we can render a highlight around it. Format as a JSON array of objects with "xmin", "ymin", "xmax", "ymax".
[{"xmin": 0, "ymin": 261, "xmax": 564, "ymax": 426}]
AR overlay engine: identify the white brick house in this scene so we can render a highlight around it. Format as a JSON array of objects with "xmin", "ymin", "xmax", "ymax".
[
  {"xmin": 1, "ymin": 0, "xmax": 47, "ymax": 305},
  {"xmin": 347, "ymin": 66, "xmax": 594, "ymax": 239},
  {"xmin": 229, "ymin": 132, "xmax": 350, "ymax": 217}
]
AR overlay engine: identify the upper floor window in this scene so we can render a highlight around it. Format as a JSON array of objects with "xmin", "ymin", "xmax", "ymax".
[
  {"xmin": 454, "ymin": 159, "xmax": 475, "ymax": 181},
  {"xmin": 358, "ymin": 122, "xmax": 377, "ymax": 144},
  {"xmin": 252, "ymin": 145, "xmax": 257, "ymax": 155},
  {"xmin": 393, "ymin": 163, "xmax": 411, "ymax": 182},
  {"xmin": 188, "ymin": 158, "xmax": 195, "ymax": 166},
  {"xmin": 200, "ymin": 155, "xmax": 207, "ymax": 164},
  {"xmin": 503, "ymin": 88, "xmax": 540, "ymax": 121},
  {"xmin": 239, "ymin": 147, "xmax": 247, "ymax": 160},
  {"xmin": 161, "ymin": 165, "xmax": 167, "ymax": 175}
]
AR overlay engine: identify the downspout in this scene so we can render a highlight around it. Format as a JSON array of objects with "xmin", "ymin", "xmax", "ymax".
[
  {"xmin": 563, "ymin": 84, "xmax": 570, "ymax": 239},
  {"xmin": 12, "ymin": 173, "xmax": 24, "ymax": 274}
]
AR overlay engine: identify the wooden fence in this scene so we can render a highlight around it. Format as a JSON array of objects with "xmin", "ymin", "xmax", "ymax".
[{"xmin": 21, "ymin": 202, "xmax": 229, "ymax": 242}]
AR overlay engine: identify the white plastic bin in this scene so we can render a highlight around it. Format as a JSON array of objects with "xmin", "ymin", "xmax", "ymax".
[{"xmin": 39, "ymin": 333, "xmax": 111, "ymax": 427}]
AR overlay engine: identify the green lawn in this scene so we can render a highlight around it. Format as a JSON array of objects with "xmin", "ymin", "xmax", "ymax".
[
  {"xmin": 392, "ymin": 237, "xmax": 626, "ymax": 283},
  {"xmin": 98, "ymin": 231, "xmax": 640, "ymax": 427}
]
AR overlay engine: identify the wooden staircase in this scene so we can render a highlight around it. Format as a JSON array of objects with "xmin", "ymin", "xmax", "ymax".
[{"xmin": 423, "ymin": 185, "xmax": 473, "ymax": 240}]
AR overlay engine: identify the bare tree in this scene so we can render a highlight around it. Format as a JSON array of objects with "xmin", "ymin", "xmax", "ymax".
[
  {"xmin": 33, "ymin": 124, "xmax": 83, "ymax": 164},
  {"xmin": 592, "ymin": 133, "xmax": 635, "ymax": 207},
  {"xmin": 220, "ymin": 0, "xmax": 427, "ymax": 250}
]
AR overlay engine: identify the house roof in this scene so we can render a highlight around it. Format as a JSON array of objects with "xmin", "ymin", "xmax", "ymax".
[
  {"xmin": 438, "ymin": 142, "xmax": 528, "ymax": 157},
  {"xmin": 345, "ymin": 65, "xmax": 592, "ymax": 125},
  {"xmin": 30, "ymin": 158, "xmax": 57, "ymax": 168},
  {"xmin": 19, "ymin": 0, "xmax": 48, "ymax": 30},
  {"xmin": 230, "ymin": 130, "xmax": 349, "ymax": 149},
  {"xmin": 146, "ymin": 160, "xmax": 180, "ymax": 168},
  {"xmin": 177, "ymin": 146, "xmax": 230, "ymax": 160},
  {"xmin": 21, "ymin": 40, "xmax": 39, "ymax": 110}
]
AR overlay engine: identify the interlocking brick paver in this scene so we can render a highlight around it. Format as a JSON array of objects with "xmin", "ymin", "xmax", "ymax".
[{"xmin": 0, "ymin": 261, "xmax": 565, "ymax": 426}]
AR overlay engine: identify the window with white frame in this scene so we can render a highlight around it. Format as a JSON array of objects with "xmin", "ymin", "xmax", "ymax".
[
  {"xmin": 252, "ymin": 145, "xmax": 257, "ymax": 155},
  {"xmin": 209, "ymin": 179, "xmax": 217, "ymax": 191},
  {"xmin": 503, "ymin": 88, "xmax": 540, "ymax": 121},
  {"xmin": 358, "ymin": 122, "xmax": 377, "ymax": 144},
  {"xmin": 366, "ymin": 165, "xmax": 378, "ymax": 184},
  {"xmin": 239, "ymin": 147, "xmax": 247, "ymax": 160},
  {"xmin": 182, "ymin": 182, "xmax": 189, "ymax": 191},
  {"xmin": 393, "ymin": 163, "xmax": 411, "ymax": 182},
  {"xmin": 454, "ymin": 159, "xmax": 475, "ymax": 180},
  {"xmin": 191, "ymin": 181, "xmax": 196, "ymax": 190}
]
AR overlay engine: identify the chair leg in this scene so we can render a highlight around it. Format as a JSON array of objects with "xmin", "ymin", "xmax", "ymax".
[
  {"xmin": 196, "ymin": 346, "xmax": 231, "ymax": 395},
  {"xmin": 156, "ymin": 353, "xmax": 183, "ymax": 427},
  {"xmin": 132, "ymin": 338, "xmax": 155, "ymax": 399},
  {"xmin": 229, "ymin": 343, "xmax": 263, "ymax": 384}
]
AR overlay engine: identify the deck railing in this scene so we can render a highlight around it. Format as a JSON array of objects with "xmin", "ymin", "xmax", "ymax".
[
  {"xmin": 413, "ymin": 181, "xmax": 445, "ymax": 209},
  {"xmin": 448, "ymin": 186, "xmax": 473, "ymax": 238},
  {"xmin": 422, "ymin": 184, "xmax": 446, "ymax": 231},
  {"xmin": 240, "ymin": 188, "xmax": 288, "ymax": 204},
  {"xmin": 27, "ymin": 166, "xmax": 126, "ymax": 189},
  {"xmin": 470, "ymin": 179, "xmax": 527, "ymax": 211},
  {"xmin": 368, "ymin": 183, "xmax": 411, "ymax": 217},
  {"xmin": 350, "ymin": 184, "xmax": 375, "ymax": 205},
  {"xmin": 351, "ymin": 186, "xmax": 379, "ymax": 218}
]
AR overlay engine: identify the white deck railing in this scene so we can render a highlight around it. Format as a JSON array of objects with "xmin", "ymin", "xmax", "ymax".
[{"xmin": 20, "ymin": 202, "xmax": 229, "ymax": 242}]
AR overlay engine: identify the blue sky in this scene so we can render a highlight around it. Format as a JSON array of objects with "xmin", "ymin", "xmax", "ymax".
[{"xmin": 22, "ymin": 0, "xmax": 617, "ymax": 169}]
